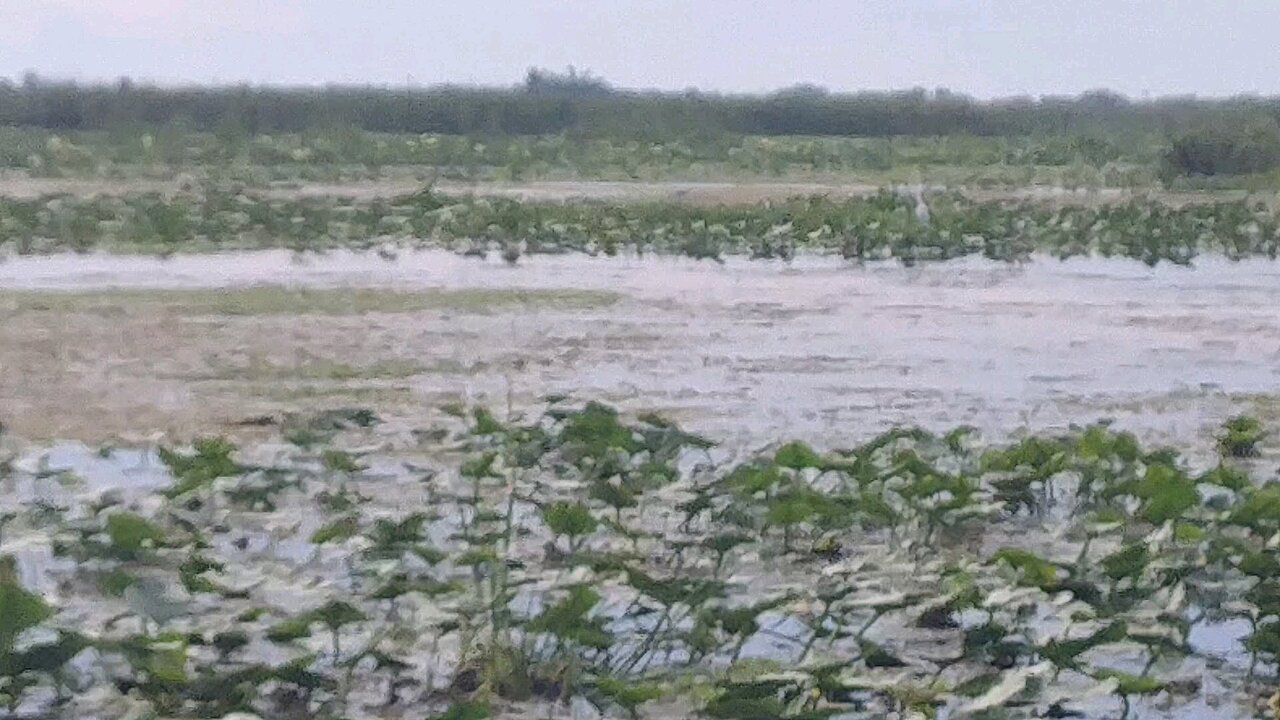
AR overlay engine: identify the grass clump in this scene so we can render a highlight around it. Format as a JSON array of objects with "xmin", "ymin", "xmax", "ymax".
[{"xmin": 1220, "ymin": 415, "xmax": 1266, "ymax": 458}]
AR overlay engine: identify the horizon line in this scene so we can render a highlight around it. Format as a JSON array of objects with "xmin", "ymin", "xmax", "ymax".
[{"xmin": 7, "ymin": 71, "xmax": 1280, "ymax": 106}]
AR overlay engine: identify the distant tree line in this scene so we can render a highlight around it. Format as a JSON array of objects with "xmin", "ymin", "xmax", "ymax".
[
  {"xmin": 3, "ymin": 69, "xmax": 1280, "ymax": 175},
  {"xmin": 1164, "ymin": 116, "xmax": 1280, "ymax": 176}
]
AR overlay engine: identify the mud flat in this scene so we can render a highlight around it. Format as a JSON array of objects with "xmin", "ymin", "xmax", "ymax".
[{"xmin": 1, "ymin": 250, "xmax": 1278, "ymax": 453}]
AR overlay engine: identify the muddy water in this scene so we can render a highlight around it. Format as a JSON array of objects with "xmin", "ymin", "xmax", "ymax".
[
  {"xmin": 3, "ymin": 250, "xmax": 1278, "ymax": 719},
  {"xmin": 2, "ymin": 250, "xmax": 1280, "ymax": 455}
]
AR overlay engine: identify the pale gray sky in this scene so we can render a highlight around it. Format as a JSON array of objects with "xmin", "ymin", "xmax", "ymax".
[{"xmin": 2, "ymin": 0, "xmax": 1278, "ymax": 99}]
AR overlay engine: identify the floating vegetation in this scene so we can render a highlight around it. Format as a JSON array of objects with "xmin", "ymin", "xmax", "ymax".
[
  {"xmin": 0, "ymin": 407, "xmax": 1277, "ymax": 719},
  {"xmin": 2, "ymin": 188, "xmax": 1278, "ymax": 265}
]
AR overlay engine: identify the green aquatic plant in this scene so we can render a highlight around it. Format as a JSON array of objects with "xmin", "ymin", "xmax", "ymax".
[
  {"xmin": 105, "ymin": 512, "xmax": 170, "ymax": 559},
  {"xmin": 1094, "ymin": 669, "xmax": 1165, "ymax": 719},
  {"xmin": 320, "ymin": 448, "xmax": 363, "ymax": 473},
  {"xmin": 472, "ymin": 407, "xmax": 506, "ymax": 435},
  {"xmin": 590, "ymin": 677, "xmax": 663, "ymax": 720},
  {"xmin": 430, "ymin": 700, "xmax": 491, "ymax": 720},
  {"xmin": 312, "ymin": 600, "xmax": 367, "ymax": 657},
  {"xmin": 773, "ymin": 441, "xmax": 826, "ymax": 471},
  {"xmin": 178, "ymin": 553, "xmax": 224, "ymax": 594},
  {"xmin": 1220, "ymin": 415, "xmax": 1266, "ymax": 458},
  {"xmin": 5, "ymin": 401, "xmax": 1280, "ymax": 718},
  {"xmin": 543, "ymin": 501, "xmax": 599, "ymax": 555},
  {"xmin": 364, "ymin": 512, "xmax": 443, "ymax": 562},
  {"xmin": 310, "ymin": 514, "xmax": 360, "ymax": 544},
  {"xmin": 159, "ymin": 436, "xmax": 241, "ymax": 497},
  {"xmin": 267, "ymin": 600, "xmax": 367, "ymax": 658},
  {"xmin": 8, "ymin": 184, "xmax": 1279, "ymax": 263},
  {"xmin": 0, "ymin": 557, "xmax": 53, "ymax": 685}
]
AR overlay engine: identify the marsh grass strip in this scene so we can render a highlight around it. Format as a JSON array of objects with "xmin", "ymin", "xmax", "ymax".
[{"xmin": 0, "ymin": 286, "xmax": 622, "ymax": 316}]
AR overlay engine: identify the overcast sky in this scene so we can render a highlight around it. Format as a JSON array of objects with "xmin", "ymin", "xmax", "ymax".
[{"xmin": 2, "ymin": 0, "xmax": 1278, "ymax": 99}]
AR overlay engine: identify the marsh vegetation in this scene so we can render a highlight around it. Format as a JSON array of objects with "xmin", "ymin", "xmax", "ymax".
[
  {"xmin": 2, "ymin": 188, "xmax": 1278, "ymax": 265},
  {"xmin": 1, "ymin": 401, "xmax": 1278, "ymax": 719},
  {"xmin": 6, "ymin": 72, "xmax": 1280, "ymax": 720}
]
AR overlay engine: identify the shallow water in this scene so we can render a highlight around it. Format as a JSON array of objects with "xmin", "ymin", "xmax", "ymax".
[
  {"xmin": 4, "ymin": 249, "xmax": 1279, "ymax": 456},
  {"xmin": 3, "ymin": 250, "xmax": 1278, "ymax": 719},
  {"xmin": 13, "ymin": 443, "xmax": 169, "ymax": 494}
]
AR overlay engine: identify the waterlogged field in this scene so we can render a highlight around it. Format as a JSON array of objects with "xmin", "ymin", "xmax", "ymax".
[
  {"xmin": 2, "ymin": 147, "xmax": 1280, "ymax": 718},
  {"xmin": 8, "ymin": 78, "xmax": 1280, "ymax": 719},
  {"xmin": 0, "ymin": 248, "xmax": 1279, "ymax": 719},
  {"xmin": 1, "ymin": 251, "xmax": 1279, "ymax": 447}
]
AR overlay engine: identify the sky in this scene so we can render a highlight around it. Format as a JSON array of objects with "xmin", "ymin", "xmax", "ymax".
[{"xmin": 1, "ymin": 0, "xmax": 1278, "ymax": 99}]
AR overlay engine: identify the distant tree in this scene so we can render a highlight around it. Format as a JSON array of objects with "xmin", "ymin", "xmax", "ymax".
[
  {"xmin": 524, "ymin": 66, "xmax": 612, "ymax": 97},
  {"xmin": 4, "ymin": 72, "xmax": 1280, "ymax": 144},
  {"xmin": 1165, "ymin": 115, "xmax": 1280, "ymax": 176}
]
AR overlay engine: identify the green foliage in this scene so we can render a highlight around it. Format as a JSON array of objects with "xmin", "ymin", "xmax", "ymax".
[
  {"xmin": 1093, "ymin": 669, "xmax": 1165, "ymax": 695},
  {"xmin": 283, "ymin": 407, "xmax": 380, "ymax": 448},
  {"xmin": 560, "ymin": 402, "xmax": 640, "ymax": 458},
  {"xmin": 1166, "ymin": 116, "xmax": 1280, "ymax": 176},
  {"xmin": 774, "ymin": 442, "xmax": 826, "ymax": 471},
  {"xmin": 211, "ymin": 630, "xmax": 249, "ymax": 656},
  {"xmin": 472, "ymin": 407, "xmax": 506, "ymax": 435},
  {"xmin": 364, "ymin": 513, "xmax": 441, "ymax": 561},
  {"xmin": 310, "ymin": 514, "xmax": 360, "ymax": 544},
  {"xmin": 4, "ymin": 185, "xmax": 1279, "ymax": 265},
  {"xmin": 96, "ymin": 568, "xmax": 137, "ymax": 597},
  {"xmin": 726, "ymin": 462, "xmax": 786, "ymax": 497},
  {"xmin": 529, "ymin": 584, "xmax": 611, "ymax": 650},
  {"xmin": 765, "ymin": 485, "xmax": 841, "ymax": 533},
  {"xmin": 311, "ymin": 600, "xmax": 366, "ymax": 632},
  {"xmin": 145, "ymin": 638, "xmax": 189, "ymax": 684},
  {"xmin": 860, "ymin": 640, "xmax": 906, "ymax": 668},
  {"xmin": 266, "ymin": 617, "xmax": 313, "ymax": 643},
  {"xmin": 703, "ymin": 677, "xmax": 793, "ymax": 720},
  {"xmin": 106, "ymin": 512, "xmax": 168, "ymax": 557},
  {"xmin": 1198, "ymin": 463, "xmax": 1251, "ymax": 492},
  {"xmin": 591, "ymin": 478, "xmax": 639, "ymax": 513},
  {"xmin": 1040, "ymin": 621, "xmax": 1127, "ymax": 671},
  {"xmin": 593, "ymin": 677, "xmax": 663, "ymax": 718},
  {"xmin": 430, "ymin": 700, "xmax": 491, "ymax": 720},
  {"xmin": 1219, "ymin": 415, "xmax": 1266, "ymax": 458},
  {"xmin": 1230, "ymin": 484, "xmax": 1280, "ymax": 531},
  {"xmin": 320, "ymin": 448, "xmax": 362, "ymax": 473},
  {"xmin": 0, "ymin": 556, "xmax": 53, "ymax": 666},
  {"xmin": 993, "ymin": 548, "xmax": 1060, "ymax": 590},
  {"xmin": 0, "ymin": 83, "xmax": 1157, "ymax": 158},
  {"xmin": 267, "ymin": 600, "xmax": 364, "ymax": 646},
  {"xmin": 178, "ymin": 553, "xmax": 224, "ymax": 594},
  {"xmin": 160, "ymin": 437, "xmax": 240, "ymax": 497},
  {"xmin": 543, "ymin": 502, "xmax": 599, "ymax": 549},
  {"xmin": 8, "ymin": 400, "xmax": 1280, "ymax": 718},
  {"xmin": 8, "ymin": 631, "xmax": 89, "ymax": 679},
  {"xmin": 1133, "ymin": 464, "xmax": 1198, "ymax": 524},
  {"xmin": 1102, "ymin": 544, "xmax": 1150, "ymax": 581},
  {"xmin": 460, "ymin": 451, "xmax": 500, "ymax": 479}
]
